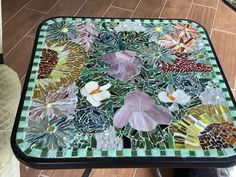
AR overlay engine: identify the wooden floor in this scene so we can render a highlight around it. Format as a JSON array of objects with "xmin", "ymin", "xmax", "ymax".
[{"xmin": 2, "ymin": 0, "xmax": 236, "ymax": 176}]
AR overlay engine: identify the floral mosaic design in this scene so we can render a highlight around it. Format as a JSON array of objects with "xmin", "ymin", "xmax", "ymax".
[{"xmin": 22, "ymin": 19, "xmax": 236, "ymax": 155}]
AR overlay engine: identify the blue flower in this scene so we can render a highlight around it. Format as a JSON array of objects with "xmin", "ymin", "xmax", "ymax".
[
  {"xmin": 172, "ymin": 73, "xmax": 207, "ymax": 94},
  {"xmin": 74, "ymin": 108, "xmax": 110, "ymax": 133}
]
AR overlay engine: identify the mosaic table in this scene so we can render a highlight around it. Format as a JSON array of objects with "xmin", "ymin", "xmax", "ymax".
[{"xmin": 11, "ymin": 17, "xmax": 236, "ymax": 169}]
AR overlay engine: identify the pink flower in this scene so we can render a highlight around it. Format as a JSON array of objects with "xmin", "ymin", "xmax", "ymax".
[
  {"xmin": 101, "ymin": 51, "xmax": 143, "ymax": 81},
  {"xmin": 113, "ymin": 91, "xmax": 172, "ymax": 131}
]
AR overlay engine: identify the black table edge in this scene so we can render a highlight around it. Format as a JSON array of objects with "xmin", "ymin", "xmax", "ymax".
[
  {"xmin": 10, "ymin": 16, "xmax": 236, "ymax": 169},
  {"xmin": 222, "ymin": 0, "xmax": 236, "ymax": 11}
]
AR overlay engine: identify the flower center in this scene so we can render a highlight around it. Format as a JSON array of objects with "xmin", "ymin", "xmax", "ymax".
[
  {"xmin": 45, "ymin": 103, "xmax": 52, "ymax": 108},
  {"xmin": 155, "ymin": 26, "xmax": 162, "ymax": 32},
  {"xmin": 154, "ymin": 52, "xmax": 160, "ymax": 57},
  {"xmin": 167, "ymin": 93, "xmax": 176, "ymax": 101},
  {"xmin": 61, "ymin": 27, "xmax": 68, "ymax": 33},
  {"xmin": 90, "ymin": 87, "xmax": 101, "ymax": 94},
  {"xmin": 47, "ymin": 125, "xmax": 56, "ymax": 133},
  {"xmin": 196, "ymin": 54, "xmax": 205, "ymax": 59}
]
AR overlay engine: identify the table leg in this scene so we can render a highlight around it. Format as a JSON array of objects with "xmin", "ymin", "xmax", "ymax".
[{"xmin": 82, "ymin": 168, "xmax": 92, "ymax": 177}]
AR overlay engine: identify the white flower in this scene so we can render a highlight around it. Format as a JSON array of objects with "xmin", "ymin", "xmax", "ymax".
[
  {"xmin": 199, "ymin": 88, "xmax": 225, "ymax": 105},
  {"xmin": 80, "ymin": 81, "xmax": 111, "ymax": 107},
  {"xmin": 114, "ymin": 21, "xmax": 146, "ymax": 33},
  {"xmin": 158, "ymin": 86, "xmax": 191, "ymax": 111},
  {"xmin": 94, "ymin": 126, "xmax": 123, "ymax": 150}
]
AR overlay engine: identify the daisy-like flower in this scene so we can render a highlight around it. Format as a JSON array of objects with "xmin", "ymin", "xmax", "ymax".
[
  {"xmin": 101, "ymin": 51, "xmax": 143, "ymax": 81},
  {"xmin": 114, "ymin": 20, "xmax": 146, "ymax": 33},
  {"xmin": 160, "ymin": 32, "xmax": 194, "ymax": 53},
  {"xmin": 94, "ymin": 126, "xmax": 123, "ymax": 150},
  {"xmin": 72, "ymin": 22, "xmax": 99, "ymax": 52},
  {"xmin": 46, "ymin": 20, "xmax": 76, "ymax": 40},
  {"xmin": 158, "ymin": 86, "xmax": 191, "ymax": 111},
  {"xmin": 145, "ymin": 23, "xmax": 174, "ymax": 43},
  {"xmin": 175, "ymin": 24, "xmax": 200, "ymax": 39},
  {"xmin": 139, "ymin": 42, "xmax": 175, "ymax": 66},
  {"xmin": 199, "ymin": 88, "xmax": 225, "ymax": 105},
  {"xmin": 169, "ymin": 104, "xmax": 236, "ymax": 150},
  {"xmin": 30, "ymin": 83, "xmax": 78, "ymax": 120},
  {"xmin": 113, "ymin": 91, "xmax": 172, "ymax": 132},
  {"xmin": 74, "ymin": 108, "xmax": 110, "ymax": 133},
  {"xmin": 25, "ymin": 116, "xmax": 76, "ymax": 150},
  {"xmin": 80, "ymin": 81, "xmax": 111, "ymax": 107}
]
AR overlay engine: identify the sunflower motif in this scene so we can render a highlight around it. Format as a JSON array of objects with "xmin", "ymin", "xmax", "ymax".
[
  {"xmin": 35, "ymin": 39, "xmax": 87, "ymax": 96},
  {"xmin": 46, "ymin": 20, "xmax": 76, "ymax": 40},
  {"xmin": 38, "ymin": 48, "xmax": 59, "ymax": 79},
  {"xmin": 169, "ymin": 104, "xmax": 236, "ymax": 150}
]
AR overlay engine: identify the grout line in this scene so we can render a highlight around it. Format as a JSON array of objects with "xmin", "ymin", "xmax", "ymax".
[
  {"xmin": 186, "ymin": 0, "xmax": 194, "ymax": 18},
  {"xmin": 20, "ymin": 74, "xmax": 26, "ymax": 83},
  {"xmin": 159, "ymin": 0, "xmax": 168, "ymax": 17},
  {"xmin": 102, "ymin": 0, "xmax": 116, "ymax": 17},
  {"xmin": 74, "ymin": 0, "xmax": 89, "ymax": 16},
  {"xmin": 26, "ymin": 34, "xmax": 35, "ymax": 38},
  {"xmin": 210, "ymin": 0, "xmax": 220, "ymax": 37},
  {"xmin": 192, "ymin": 2, "xmax": 217, "ymax": 9},
  {"xmin": 39, "ymin": 174, "xmax": 49, "ymax": 177},
  {"xmin": 4, "ymin": 19, "xmax": 41, "ymax": 58},
  {"xmin": 132, "ymin": 168, "xmax": 138, "ymax": 177},
  {"xmin": 131, "ymin": 0, "xmax": 142, "ymax": 17},
  {"xmin": 110, "ymin": 5, "xmax": 134, "ymax": 12},
  {"xmin": 24, "ymin": 7, "xmax": 47, "ymax": 14},
  {"xmin": 4, "ymin": 0, "xmax": 62, "ymax": 58},
  {"xmin": 3, "ymin": 0, "xmax": 33, "ymax": 26},
  {"xmin": 37, "ymin": 170, "xmax": 44, "ymax": 177},
  {"xmin": 45, "ymin": 0, "xmax": 61, "ymax": 14},
  {"xmin": 212, "ymin": 28, "xmax": 236, "ymax": 36}
]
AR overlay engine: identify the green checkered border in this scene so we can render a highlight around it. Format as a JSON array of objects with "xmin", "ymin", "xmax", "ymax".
[{"xmin": 15, "ymin": 18, "xmax": 236, "ymax": 159}]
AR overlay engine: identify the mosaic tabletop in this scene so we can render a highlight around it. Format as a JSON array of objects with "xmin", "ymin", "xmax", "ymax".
[{"xmin": 11, "ymin": 18, "xmax": 236, "ymax": 168}]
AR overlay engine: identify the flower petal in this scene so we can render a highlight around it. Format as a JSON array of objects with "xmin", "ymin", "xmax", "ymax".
[
  {"xmin": 87, "ymin": 95, "xmax": 101, "ymax": 107},
  {"xmin": 125, "ymin": 91, "xmax": 155, "ymax": 111},
  {"xmin": 92, "ymin": 91, "xmax": 111, "ymax": 101},
  {"xmin": 169, "ymin": 103, "xmax": 179, "ymax": 112},
  {"xmin": 100, "ymin": 83, "xmax": 112, "ymax": 91},
  {"xmin": 158, "ymin": 91, "xmax": 173, "ymax": 103},
  {"xmin": 108, "ymin": 63, "xmax": 135, "ymax": 81},
  {"xmin": 113, "ymin": 105, "xmax": 133, "ymax": 128},
  {"xmin": 129, "ymin": 112, "xmax": 158, "ymax": 131},
  {"xmin": 173, "ymin": 89, "xmax": 191, "ymax": 105},
  {"xmin": 85, "ymin": 81, "xmax": 99, "ymax": 93},
  {"xmin": 80, "ymin": 86, "xmax": 89, "ymax": 96},
  {"xmin": 116, "ymin": 51, "xmax": 136, "ymax": 60},
  {"xmin": 146, "ymin": 105, "xmax": 172, "ymax": 125},
  {"xmin": 101, "ymin": 53, "xmax": 117, "ymax": 65}
]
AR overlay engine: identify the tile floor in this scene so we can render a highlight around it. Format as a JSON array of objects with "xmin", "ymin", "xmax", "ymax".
[{"xmin": 2, "ymin": 0, "xmax": 236, "ymax": 176}]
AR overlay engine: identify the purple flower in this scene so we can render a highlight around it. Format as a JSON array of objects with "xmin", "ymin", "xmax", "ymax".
[
  {"xmin": 101, "ymin": 51, "xmax": 143, "ymax": 81},
  {"xmin": 113, "ymin": 91, "xmax": 172, "ymax": 131}
]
